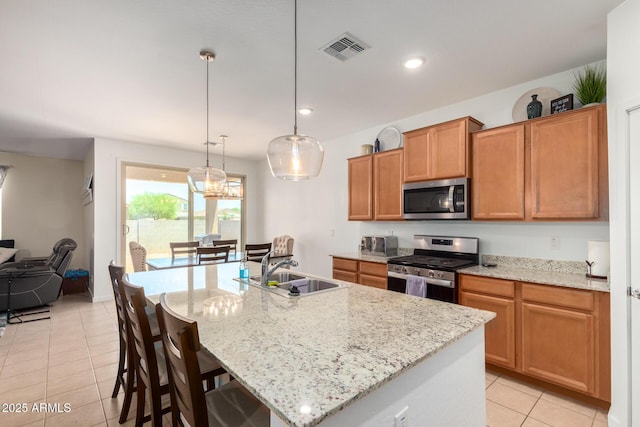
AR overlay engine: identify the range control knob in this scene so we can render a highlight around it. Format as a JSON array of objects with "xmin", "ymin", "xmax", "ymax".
[
  {"xmin": 428, "ymin": 270, "xmax": 435, "ymax": 278},
  {"xmin": 436, "ymin": 271, "xmax": 444, "ymax": 279}
]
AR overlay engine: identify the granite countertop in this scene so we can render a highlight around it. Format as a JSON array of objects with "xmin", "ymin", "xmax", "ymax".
[
  {"xmin": 330, "ymin": 252, "xmax": 390, "ymax": 263},
  {"xmin": 458, "ymin": 255, "xmax": 610, "ymax": 293},
  {"xmin": 127, "ymin": 262, "xmax": 494, "ymax": 427}
]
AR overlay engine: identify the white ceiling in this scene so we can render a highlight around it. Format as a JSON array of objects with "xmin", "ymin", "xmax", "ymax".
[{"xmin": 0, "ymin": 0, "xmax": 623, "ymax": 161}]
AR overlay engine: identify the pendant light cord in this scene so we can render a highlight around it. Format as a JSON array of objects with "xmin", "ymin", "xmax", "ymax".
[
  {"xmin": 293, "ymin": 0, "xmax": 298, "ymax": 136},
  {"xmin": 206, "ymin": 55, "xmax": 210, "ymax": 167}
]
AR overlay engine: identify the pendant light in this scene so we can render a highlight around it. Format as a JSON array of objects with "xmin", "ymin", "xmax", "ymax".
[
  {"xmin": 187, "ymin": 50, "xmax": 227, "ymax": 198},
  {"xmin": 218, "ymin": 135, "xmax": 244, "ymax": 200},
  {"xmin": 267, "ymin": 0, "xmax": 324, "ymax": 180}
]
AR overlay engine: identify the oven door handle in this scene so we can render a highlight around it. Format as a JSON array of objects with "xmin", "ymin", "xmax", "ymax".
[{"xmin": 387, "ymin": 271, "xmax": 454, "ymax": 288}]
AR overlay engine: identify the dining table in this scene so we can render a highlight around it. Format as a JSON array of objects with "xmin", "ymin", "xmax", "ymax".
[
  {"xmin": 125, "ymin": 261, "xmax": 493, "ymax": 426},
  {"xmin": 145, "ymin": 251, "xmax": 244, "ymax": 270}
]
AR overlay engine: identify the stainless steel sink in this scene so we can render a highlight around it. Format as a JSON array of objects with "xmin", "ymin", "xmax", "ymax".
[
  {"xmin": 249, "ymin": 272, "xmax": 307, "ymax": 284},
  {"xmin": 246, "ymin": 274, "xmax": 348, "ymax": 297},
  {"xmin": 276, "ymin": 279, "xmax": 341, "ymax": 294}
]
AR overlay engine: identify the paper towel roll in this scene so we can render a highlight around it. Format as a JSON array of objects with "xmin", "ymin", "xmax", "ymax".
[{"xmin": 587, "ymin": 240, "xmax": 610, "ymax": 278}]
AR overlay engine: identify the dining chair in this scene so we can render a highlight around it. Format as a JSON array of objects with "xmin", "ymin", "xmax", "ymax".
[
  {"xmin": 156, "ymin": 293, "xmax": 269, "ymax": 427},
  {"xmin": 109, "ymin": 261, "xmax": 162, "ymax": 423},
  {"xmin": 197, "ymin": 246, "xmax": 230, "ymax": 264},
  {"xmin": 244, "ymin": 243, "xmax": 272, "ymax": 262},
  {"xmin": 270, "ymin": 235, "xmax": 294, "ymax": 265},
  {"xmin": 211, "ymin": 239, "xmax": 238, "ymax": 253},
  {"xmin": 108, "ymin": 262, "xmax": 135, "ymax": 423},
  {"xmin": 170, "ymin": 241, "xmax": 199, "ymax": 260},
  {"xmin": 120, "ymin": 278, "xmax": 226, "ymax": 426},
  {"xmin": 129, "ymin": 241, "xmax": 147, "ymax": 272}
]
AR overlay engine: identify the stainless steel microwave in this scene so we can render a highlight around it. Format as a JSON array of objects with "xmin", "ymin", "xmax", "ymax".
[{"xmin": 402, "ymin": 178, "xmax": 470, "ymax": 220}]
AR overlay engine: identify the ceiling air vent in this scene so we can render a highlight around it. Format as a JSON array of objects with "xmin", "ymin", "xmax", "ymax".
[{"xmin": 321, "ymin": 32, "xmax": 370, "ymax": 62}]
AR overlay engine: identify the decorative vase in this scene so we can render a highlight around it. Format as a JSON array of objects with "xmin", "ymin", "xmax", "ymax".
[{"xmin": 527, "ymin": 94, "xmax": 543, "ymax": 119}]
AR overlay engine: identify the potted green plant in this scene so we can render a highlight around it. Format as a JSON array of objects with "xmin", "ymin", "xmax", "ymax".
[{"xmin": 572, "ymin": 65, "xmax": 606, "ymax": 107}]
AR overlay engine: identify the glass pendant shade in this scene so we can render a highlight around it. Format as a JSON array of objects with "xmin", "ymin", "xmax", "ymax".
[
  {"xmin": 221, "ymin": 177, "xmax": 244, "ymax": 199},
  {"xmin": 187, "ymin": 165, "xmax": 227, "ymax": 198},
  {"xmin": 267, "ymin": 134, "xmax": 324, "ymax": 180}
]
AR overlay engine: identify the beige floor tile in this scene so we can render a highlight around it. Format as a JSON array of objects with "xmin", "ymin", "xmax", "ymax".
[
  {"xmin": 0, "ymin": 368, "xmax": 47, "ymax": 390},
  {"xmin": 595, "ymin": 409, "xmax": 609, "ymax": 422},
  {"xmin": 88, "ymin": 341, "xmax": 119, "ymax": 356},
  {"xmin": 46, "ymin": 369, "xmax": 96, "ymax": 397},
  {"xmin": 486, "ymin": 370, "xmax": 499, "ymax": 382},
  {"xmin": 48, "ymin": 341, "xmax": 88, "ymax": 355},
  {"xmin": 3, "ymin": 349, "xmax": 49, "ymax": 366},
  {"xmin": 46, "ymin": 384, "xmax": 101, "ymax": 412},
  {"xmin": 592, "ymin": 420, "xmax": 608, "ymax": 427},
  {"xmin": 486, "ymin": 400, "xmax": 527, "ymax": 427},
  {"xmin": 495, "ymin": 376, "xmax": 544, "ymax": 398},
  {"xmin": 0, "ymin": 382, "xmax": 46, "ymax": 404},
  {"xmin": 18, "ymin": 420, "xmax": 45, "ymax": 427},
  {"xmin": 47, "ymin": 358, "xmax": 94, "ymax": 382},
  {"xmin": 539, "ymin": 391, "xmax": 597, "ymax": 418},
  {"xmin": 521, "ymin": 418, "xmax": 551, "ymax": 426},
  {"xmin": 528, "ymin": 399, "xmax": 594, "ymax": 427},
  {"xmin": 44, "ymin": 400, "xmax": 105, "ymax": 426},
  {"xmin": 93, "ymin": 363, "xmax": 119, "ymax": 384},
  {"xmin": 86, "ymin": 334, "xmax": 118, "ymax": 348},
  {"xmin": 91, "ymin": 350, "xmax": 121, "ymax": 369},
  {"xmin": 97, "ymin": 378, "xmax": 119, "ymax": 399},
  {"xmin": 101, "ymin": 393, "xmax": 137, "ymax": 422},
  {"xmin": 106, "ymin": 416, "xmax": 136, "ymax": 427},
  {"xmin": 486, "ymin": 381, "xmax": 540, "ymax": 415},
  {"xmin": 48, "ymin": 349, "xmax": 90, "ymax": 368},
  {"xmin": 0, "ymin": 357, "xmax": 48, "ymax": 379}
]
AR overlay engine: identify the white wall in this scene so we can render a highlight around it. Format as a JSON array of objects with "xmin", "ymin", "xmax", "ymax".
[
  {"xmin": 262, "ymin": 63, "xmax": 609, "ymax": 278},
  {"xmin": 91, "ymin": 138, "xmax": 263, "ymax": 302},
  {"xmin": 0, "ymin": 151, "xmax": 86, "ymax": 268},
  {"xmin": 606, "ymin": 0, "xmax": 640, "ymax": 425}
]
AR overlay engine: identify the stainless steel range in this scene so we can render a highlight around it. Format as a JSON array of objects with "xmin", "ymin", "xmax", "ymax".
[{"xmin": 387, "ymin": 235, "xmax": 479, "ymax": 303}]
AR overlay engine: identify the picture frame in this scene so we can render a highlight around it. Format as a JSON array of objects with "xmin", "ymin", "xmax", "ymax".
[{"xmin": 550, "ymin": 94, "xmax": 574, "ymax": 115}]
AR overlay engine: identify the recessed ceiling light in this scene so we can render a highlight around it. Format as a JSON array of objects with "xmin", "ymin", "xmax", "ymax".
[
  {"xmin": 403, "ymin": 56, "xmax": 425, "ymax": 69},
  {"xmin": 298, "ymin": 107, "xmax": 313, "ymax": 115}
]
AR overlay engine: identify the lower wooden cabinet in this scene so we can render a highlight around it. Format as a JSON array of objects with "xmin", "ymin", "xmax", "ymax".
[
  {"xmin": 460, "ymin": 288, "xmax": 516, "ymax": 368},
  {"xmin": 459, "ymin": 274, "xmax": 610, "ymax": 403},
  {"xmin": 332, "ymin": 257, "xmax": 387, "ymax": 289}
]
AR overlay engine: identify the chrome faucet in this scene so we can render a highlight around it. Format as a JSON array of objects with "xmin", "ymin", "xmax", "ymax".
[{"xmin": 260, "ymin": 251, "xmax": 299, "ymax": 286}]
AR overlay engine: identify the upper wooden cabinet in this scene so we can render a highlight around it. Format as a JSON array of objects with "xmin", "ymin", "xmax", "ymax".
[
  {"xmin": 348, "ymin": 155, "xmax": 373, "ymax": 220},
  {"xmin": 471, "ymin": 105, "xmax": 608, "ymax": 221},
  {"xmin": 373, "ymin": 149, "xmax": 404, "ymax": 220},
  {"xmin": 403, "ymin": 117, "xmax": 484, "ymax": 182},
  {"xmin": 348, "ymin": 148, "xmax": 403, "ymax": 221},
  {"xmin": 530, "ymin": 108, "xmax": 603, "ymax": 219},
  {"xmin": 472, "ymin": 125, "xmax": 526, "ymax": 220}
]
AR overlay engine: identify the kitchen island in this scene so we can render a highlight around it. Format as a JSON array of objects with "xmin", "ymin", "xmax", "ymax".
[{"xmin": 127, "ymin": 261, "xmax": 494, "ymax": 426}]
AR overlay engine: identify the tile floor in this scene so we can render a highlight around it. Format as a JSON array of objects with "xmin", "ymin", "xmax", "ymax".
[{"xmin": 0, "ymin": 294, "xmax": 609, "ymax": 427}]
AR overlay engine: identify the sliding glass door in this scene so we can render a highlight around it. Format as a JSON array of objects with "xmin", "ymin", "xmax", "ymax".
[{"xmin": 121, "ymin": 163, "xmax": 244, "ymax": 272}]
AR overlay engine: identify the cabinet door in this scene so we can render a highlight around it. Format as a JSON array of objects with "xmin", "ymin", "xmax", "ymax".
[
  {"xmin": 472, "ymin": 125, "xmax": 525, "ymax": 220},
  {"xmin": 374, "ymin": 149, "xmax": 404, "ymax": 220},
  {"xmin": 521, "ymin": 302, "xmax": 595, "ymax": 394},
  {"xmin": 403, "ymin": 129, "xmax": 430, "ymax": 182},
  {"xmin": 428, "ymin": 119, "xmax": 468, "ymax": 179},
  {"xmin": 348, "ymin": 156, "xmax": 373, "ymax": 220},
  {"xmin": 460, "ymin": 291, "xmax": 516, "ymax": 368},
  {"xmin": 530, "ymin": 108, "xmax": 600, "ymax": 219}
]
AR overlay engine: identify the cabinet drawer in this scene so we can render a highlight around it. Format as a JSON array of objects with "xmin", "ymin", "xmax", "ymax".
[
  {"xmin": 333, "ymin": 270, "xmax": 358, "ymax": 283},
  {"xmin": 459, "ymin": 274, "xmax": 515, "ymax": 298},
  {"xmin": 332, "ymin": 257, "xmax": 358, "ymax": 272},
  {"xmin": 359, "ymin": 261, "xmax": 387, "ymax": 277},
  {"xmin": 359, "ymin": 274, "xmax": 387, "ymax": 289},
  {"xmin": 522, "ymin": 283, "xmax": 594, "ymax": 311}
]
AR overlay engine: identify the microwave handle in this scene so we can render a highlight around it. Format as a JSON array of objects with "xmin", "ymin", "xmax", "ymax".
[{"xmin": 448, "ymin": 186, "xmax": 455, "ymax": 213}]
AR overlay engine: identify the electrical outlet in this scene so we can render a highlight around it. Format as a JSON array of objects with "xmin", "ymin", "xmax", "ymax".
[
  {"xmin": 550, "ymin": 236, "xmax": 559, "ymax": 250},
  {"xmin": 394, "ymin": 406, "xmax": 408, "ymax": 427}
]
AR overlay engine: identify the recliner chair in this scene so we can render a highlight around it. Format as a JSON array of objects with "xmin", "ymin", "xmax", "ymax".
[{"xmin": 0, "ymin": 238, "xmax": 77, "ymax": 312}]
